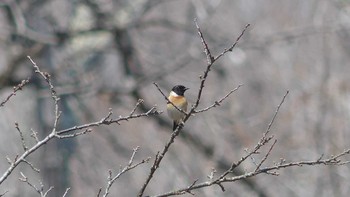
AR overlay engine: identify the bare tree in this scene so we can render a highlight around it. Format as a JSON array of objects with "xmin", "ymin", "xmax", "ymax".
[{"xmin": 1, "ymin": 1, "xmax": 350, "ymax": 197}]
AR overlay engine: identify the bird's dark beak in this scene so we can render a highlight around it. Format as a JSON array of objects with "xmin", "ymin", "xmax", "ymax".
[{"xmin": 185, "ymin": 87, "xmax": 189, "ymax": 91}]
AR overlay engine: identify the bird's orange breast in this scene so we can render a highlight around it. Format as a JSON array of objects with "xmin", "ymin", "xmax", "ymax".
[
  {"xmin": 168, "ymin": 95, "xmax": 187, "ymax": 108},
  {"xmin": 167, "ymin": 95, "xmax": 188, "ymax": 121}
]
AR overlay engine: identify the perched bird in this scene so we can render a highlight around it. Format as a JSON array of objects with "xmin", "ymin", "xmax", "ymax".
[{"xmin": 167, "ymin": 85, "xmax": 189, "ymax": 131}]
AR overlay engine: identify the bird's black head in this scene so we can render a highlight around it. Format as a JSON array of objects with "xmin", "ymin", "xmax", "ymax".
[{"xmin": 172, "ymin": 85, "xmax": 189, "ymax": 96}]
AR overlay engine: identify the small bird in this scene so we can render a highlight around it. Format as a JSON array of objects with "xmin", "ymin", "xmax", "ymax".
[{"xmin": 167, "ymin": 85, "xmax": 189, "ymax": 131}]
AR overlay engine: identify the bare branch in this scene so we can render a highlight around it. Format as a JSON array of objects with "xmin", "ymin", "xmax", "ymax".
[
  {"xmin": 27, "ymin": 56, "xmax": 61, "ymax": 135},
  {"xmin": 213, "ymin": 24, "xmax": 250, "ymax": 61},
  {"xmin": 56, "ymin": 129, "xmax": 93, "ymax": 139},
  {"xmin": 22, "ymin": 159, "xmax": 40, "ymax": 173},
  {"xmin": 43, "ymin": 186, "xmax": 54, "ymax": 197},
  {"xmin": 0, "ymin": 60, "xmax": 161, "ymax": 185},
  {"xmin": 62, "ymin": 188, "xmax": 70, "ymax": 197},
  {"xmin": 149, "ymin": 90, "xmax": 350, "ymax": 197},
  {"xmin": 0, "ymin": 103, "xmax": 159, "ymax": 185},
  {"xmin": 264, "ymin": 90, "xmax": 289, "ymax": 137},
  {"xmin": 190, "ymin": 22, "xmax": 249, "ymax": 114},
  {"xmin": 0, "ymin": 191, "xmax": 8, "ymax": 197},
  {"xmin": 255, "ymin": 139, "xmax": 278, "ymax": 172},
  {"xmin": 190, "ymin": 20, "xmax": 214, "ymax": 111},
  {"xmin": 151, "ymin": 149, "xmax": 350, "ymax": 197},
  {"xmin": 0, "ymin": 78, "xmax": 30, "ymax": 107},
  {"xmin": 194, "ymin": 18, "xmax": 214, "ymax": 65},
  {"xmin": 102, "ymin": 147, "xmax": 150, "ymax": 197},
  {"xmin": 220, "ymin": 91, "xmax": 289, "ymax": 179},
  {"xmin": 14, "ymin": 122, "xmax": 28, "ymax": 151},
  {"xmin": 219, "ymin": 134, "xmax": 275, "ymax": 180},
  {"xmin": 5, "ymin": 156, "xmax": 12, "ymax": 165},
  {"xmin": 207, "ymin": 168, "xmax": 216, "ymax": 181},
  {"xmin": 149, "ymin": 91, "xmax": 290, "ymax": 196},
  {"xmin": 19, "ymin": 172, "xmax": 54, "ymax": 197},
  {"xmin": 194, "ymin": 84, "xmax": 243, "ymax": 113},
  {"xmin": 56, "ymin": 105, "xmax": 160, "ymax": 136},
  {"xmin": 139, "ymin": 21, "xmax": 249, "ymax": 197},
  {"xmin": 19, "ymin": 172, "xmax": 38, "ymax": 192},
  {"xmin": 30, "ymin": 128, "xmax": 40, "ymax": 143},
  {"xmin": 137, "ymin": 127, "xmax": 183, "ymax": 197},
  {"xmin": 129, "ymin": 99, "xmax": 144, "ymax": 116},
  {"xmin": 97, "ymin": 188, "xmax": 102, "ymax": 197}
]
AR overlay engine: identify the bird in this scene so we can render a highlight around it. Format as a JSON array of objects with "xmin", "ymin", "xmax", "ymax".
[{"xmin": 167, "ymin": 85, "xmax": 189, "ymax": 131}]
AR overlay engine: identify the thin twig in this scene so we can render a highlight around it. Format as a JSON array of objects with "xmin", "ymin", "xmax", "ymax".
[
  {"xmin": 56, "ymin": 106, "xmax": 159, "ymax": 136},
  {"xmin": 213, "ymin": 24, "xmax": 250, "ymax": 61},
  {"xmin": 27, "ymin": 56, "xmax": 61, "ymax": 135},
  {"xmin": 194, "ymin": 18, "xmax": 214, "ymax": 65},
  {"xmin": 129, "ymin": 99, "xmax": 144, "ymax": 116},
  {"xmin": 190, "ymin": 20, "xmax": 215, "ymax": 112},
  {"xmin": 0, "ymin": 191, "xmax": 8, "ymax": 197},
  {"xmin": 0, "ymin": 78, "xmax": 30, "ymax": 107},
  {"xmin": 19, "ymin": 172, "xmax": 38, "ymax": 192},
  {"xmin": 19, "ymin": 172, "xmax": 54, "ymax": 197},
  {"xmin": 102, "ymin": 147, "xmax": 150, "ymax": 197},
  {"xmin": 207, "ymin": 168, "xmax": 216, "ymax": 181},
  {"xmin": 0, "ymin": 104, "xmax": 159, "ymax": 185},
  {"xmin": 43, "ymin": 186, "xmax": 54, "ymax": 197},
  {"xmin": 151, "ymin": 148, "xmax": 350, "ymax": 197},
  {"xmin": 263, "ymin": 90, "xmax": 289, "ymax": 138},
  {"xmin": 97, "ymin": 188, "xmax": 102, "ymax": 197},
  {"xmin": 190, "ymin": 22, "xmax": 249, "ymax": 114},
  {"xmin": 0, "ymin": 58, "xmax": 161, "ymax": 185},
  {"xmin": 14, "ymin": 122, "xmax": 28, "ymax": 151},
  {"xmin": 219, "ymin": 135, "xmax": 275, "ymax": 180},
  {"xmin": 220, "ymin": 91, "xmax": 289, "ymax": 179},
  {"xmin": 62, "ymin": 188, "xmax": 70, "ymax": 197},
  {"xmin": 22, "ymin": 159, "xmax": 40, "ymax": 173},
  {"xmin": 56, "ymin": 129, "xmax": 93, "ymax": 139},
  {"xmin": 195, "ymin": 84, "xmax": 243, "ymax": 113},
  {"xmin": 245, "ymin": 148, "xmax": 259, "ymax": 167},
  {"xmin": 255, "ymin": 139, "xmax": 278, "ymax": 172},
  {"xmin": 30, "ymin": 128, "xmax": 40, "ymax": 143}
]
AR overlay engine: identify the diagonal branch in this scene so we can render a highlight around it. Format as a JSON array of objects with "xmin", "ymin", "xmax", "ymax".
[
  {"xmin": 213, "ymin": 24, "xmax": 250, "ymax": 61},
  {"xmin": 101, "ymin": 147, "xmax": 150, "ymax": 197},
  {"xmin": 151, "ymin": 148, "xmax": 350, "ymax": 197},
  {"xmin": 263, "ymin": 90, "xmax": 289, "ymax": 138},
  {"xmin": 139, "ymin": 21, "xmax": 249, "ymax": 197},
  {"xmin": 148, "ymin": 90, "xmax": 290, "ymax": 196},
  {"xmin": 255, "ymin": 139, "xmax": 278, "ymax": 172},
  {"xmin": 190, "ymin": 22, "xmax": 249, "ymax": 114},
  {"xmin": 194, "ymin": 84, "xmax": 243, "ymax": 113},
  {"xmin": 27, "ymin": 56, "xmax": 61, "ymax": 134},
  {"xmin": 0, "ymin": 78, "xmax": 30, "ymax": 107},
  {"xmin": 138, "ymin": 125, "xmax": 184, "ymax": 197},
  {"xmin": 57, "ymin": 105, "xmax": 159, "ymax": 136},
  {"xmin": 0, "ymin": 59, "xmax": 161, "ymax": 186},
  {"xmin": 194, "ymin": 18, "xmax": 214, "ymax": 65}
]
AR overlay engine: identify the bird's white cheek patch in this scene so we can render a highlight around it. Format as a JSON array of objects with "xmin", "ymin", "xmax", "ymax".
[{"xmin": 170, "ymin": 91, "xmax": 179, "ymax": 97}]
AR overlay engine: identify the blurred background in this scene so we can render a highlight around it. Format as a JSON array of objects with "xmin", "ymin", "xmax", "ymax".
[{"xmin": 0, "ymin": 0, "xmax": 350, "ymax": 196}]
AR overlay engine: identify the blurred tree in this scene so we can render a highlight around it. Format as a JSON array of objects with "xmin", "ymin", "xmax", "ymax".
[{"xmin": 0, "ymin": 0, "xmax": 350, "ymax": 197}]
